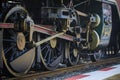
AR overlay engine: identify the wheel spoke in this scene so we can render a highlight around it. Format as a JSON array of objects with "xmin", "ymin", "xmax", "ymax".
[
  {"xmin": 48, "ymin": 49, "xmax": 52, "ymax": 64},
  {"xmin": 54, "ymin": 49, "xmax": 57, "ymax": 58},
  {"xmin": 10, "ymin": 36, "xmax": 16, "ymax": 40},
  {"xmin": 3, "ymin": 39, "xmax": 16, "ymax": 42},
  {"xmin": 41, "ymin": 43, "xmax": 49, "ymax": 51},
  {"xmin": 44, "ymin": 48, "xmax": 50, "ymax": 59},
  {"xmin": 40, "ymin": 37, "xmax": 63, "ymax": 70},
  {"xmin": 9, "ymin": 51, "xmax": 17, "ymax": 62},
  {"xmin": 4, "ymin": 45, "xmax": 16, "ymax": 54},
  {"xmin": 56, "ymin": 47, "xmax": 61, "ymax": 52}
]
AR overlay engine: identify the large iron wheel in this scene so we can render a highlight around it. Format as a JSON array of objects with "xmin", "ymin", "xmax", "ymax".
[
  {"xmin": 65, "ymin": 42, "xmax": 79, "ymax": 66},
  {"xmin": 40, "ymin": 34, "xmax": 63, "ymax": 70},
  {"xmin": 2, "ymin": 6, "xmax": 35, "ymax": 76}
]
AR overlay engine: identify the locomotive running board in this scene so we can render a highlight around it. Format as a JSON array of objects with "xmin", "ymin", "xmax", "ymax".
[{"xmin": 31, "ymin": 24, "xmax": 73, "ymax": 43}]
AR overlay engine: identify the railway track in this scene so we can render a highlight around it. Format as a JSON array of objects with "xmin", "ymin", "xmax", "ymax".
[{"xmin": 6, "ymin": 56, "xmax": 120, "ymax": 80}]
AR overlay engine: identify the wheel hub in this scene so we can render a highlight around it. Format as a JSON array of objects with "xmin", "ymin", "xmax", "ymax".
[
  {"xmin": 73, "ymin": 49, "xmax": 78, "ymax": 57},
  {"xmin": 17, "ymin": 32, "xmax": 26, "ymax": 50},
  {"xmin": 50, "ymin": 38, "xmax": 57, "ymax": 48}
]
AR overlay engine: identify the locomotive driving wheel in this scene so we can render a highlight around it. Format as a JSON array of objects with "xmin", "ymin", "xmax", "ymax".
[
  {"xmin": 65, "ymin": 42, "xmax": 79, "ymax": 66},
  {"xmin": 40, "ymin": 34, "xmax": 63, "ymax": 70},
  {"xmin": 2, "ymin": 6, "xmax": 35, "ymax": 76}
]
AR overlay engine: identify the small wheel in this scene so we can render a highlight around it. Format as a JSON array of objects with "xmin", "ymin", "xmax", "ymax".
[
  {"xmin": 2, "ymin": 6, "xmax": 35, "ymax": 76},
  {"xmin": 40, "ymin": 34, "xmax": 63, "ymax": 70},
  {"xmin": 65, "ymin": 42, "xmax": 79, "ymax": 66}
]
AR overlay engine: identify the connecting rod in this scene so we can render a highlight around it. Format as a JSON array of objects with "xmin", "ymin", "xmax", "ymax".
[{"xmin": 34, "ymin": 32, "xmax": 65, "ymax": 47}]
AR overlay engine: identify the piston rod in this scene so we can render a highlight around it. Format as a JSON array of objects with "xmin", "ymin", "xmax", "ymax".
[{"xmin": 76, "ymin": 10, "xmax": 88, "ymax": 17}]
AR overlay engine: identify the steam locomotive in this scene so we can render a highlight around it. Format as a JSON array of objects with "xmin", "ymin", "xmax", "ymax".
[{"xmin": 0, "ymin": 0, "xmax": 120, "ymax": 76}]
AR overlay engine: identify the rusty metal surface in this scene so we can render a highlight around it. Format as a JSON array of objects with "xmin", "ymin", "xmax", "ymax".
[{"xmin": 8, "ymin": 57, "xmax": 120, "ymax": 80}]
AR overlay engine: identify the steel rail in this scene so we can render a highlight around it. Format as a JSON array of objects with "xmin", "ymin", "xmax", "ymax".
[{"xmin": 7, "ymin": 57, "xmax": 120, "ymax": 80}]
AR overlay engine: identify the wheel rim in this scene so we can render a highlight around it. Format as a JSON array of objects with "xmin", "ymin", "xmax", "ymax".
[
  {"xmin": 2, "ymin": 6, "xmax": 35, "ymax": 76},
  {"xmin": 40, "ymin": 35, "xmax": 63, "ymax": 70},
  {"xmin": 66, "ymin": 42, "xmax": 79, "ymax": 66}
]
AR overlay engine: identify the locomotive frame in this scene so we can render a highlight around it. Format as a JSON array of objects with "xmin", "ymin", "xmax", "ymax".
[{"xmin": 0, "ymin": 0, "xmax": 120, "ymax": 77}]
